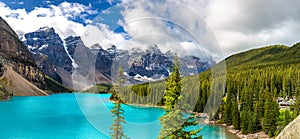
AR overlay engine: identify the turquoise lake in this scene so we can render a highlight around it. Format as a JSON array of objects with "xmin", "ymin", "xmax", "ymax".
[{"xmin": 0, "ymin": 93, "xmax": 234, "ymax": 139}]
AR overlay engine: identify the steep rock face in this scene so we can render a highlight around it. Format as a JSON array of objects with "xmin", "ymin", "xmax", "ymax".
[
  {"xmin": 128, "ymin": 52, "xmax": 173, "ymax": 77},
  {"xmin": 179, "ymin": 55, "xmax": 215, "ymax": 75},
  {"xmin": 64, "ymin": 36, "xmax": 81, "ymax": 59},
  {"xmin": 33, "ymin": 53, "xmax": 61, "ymax": 83},
  {"xmin": 24, "ymin": 27, "xmax": 72, "ymax": 84},
  {"xmin": 0, "ymin": 17, "xmax": 45, "ymax": 89},
  {"xmin": 73, "ymin": 42, "xmax": 113, "ymax": 78},
  {"xmin": 94, "ymin": 45, "xmax": 113, "ymax": 77},
  {"xmin": 0, "ymin": 57, "xmax": 3, "ymax": 77},
  {"xmin": 65, "ymin": 36, "xmax": 111, "ymax": 85},
  {"xmin": 64, "ymin": 36, "xmax": 215, "ymax": 83},
  {"xmin": 125, "ymin": 45, "xmax": 215, "ymax": 80}
]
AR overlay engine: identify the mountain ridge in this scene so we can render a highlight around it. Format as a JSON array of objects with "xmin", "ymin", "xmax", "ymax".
[
  {"xmin": 24, "ymin": 26, "xmax": 73, "ymax": 86},
  {"xmin": 22, "ymin": 27, "xmax": 215, "ymax": 88}
]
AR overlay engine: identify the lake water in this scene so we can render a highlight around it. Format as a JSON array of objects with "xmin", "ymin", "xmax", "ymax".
[{"xmin": 0, "ymin": 93, "xmax": 235, "ymax": 139}]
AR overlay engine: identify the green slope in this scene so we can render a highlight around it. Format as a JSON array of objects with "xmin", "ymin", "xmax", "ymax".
[
  {"xmin": 85, "ymin": 83, "xmax": 112, "ymax": 94},
  {"xmin": 44, "ymin": 76, "xmax": 73, "ymax": 93},
  {"xmin": 210, "ymin": 43, "xmax": 300, "ymax": 137},
  {"xmin": 225, "ymin": 43, "xmax": 300, "ymax": 71}
]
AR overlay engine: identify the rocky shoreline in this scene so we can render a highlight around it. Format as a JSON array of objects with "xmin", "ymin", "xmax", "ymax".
[
  {"xmin": 0, "ymin": 95, "xmax": 10, "ymax": 101},
  {"xmin": 0, "ymin": 84, "xmax": 11, "ymax": 101},
  {"xmin": 0, "ymin": 87, "xmax": 11, "ymax": 101},
  {"xmin": 215, "ymin": 123, "xmax": 271, "ymax": 139}
]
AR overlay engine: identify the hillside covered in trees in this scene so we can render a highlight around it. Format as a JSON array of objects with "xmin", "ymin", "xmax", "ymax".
[
  {"xmin": 112, "ymin": 42, "xmax": 300, "ymax": 137},
  {"xmin": 218, "ymin": 43, "xmax": 300, "ymax": 137}
]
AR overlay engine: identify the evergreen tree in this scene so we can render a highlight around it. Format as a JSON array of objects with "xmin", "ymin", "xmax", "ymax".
[
  {"xmin": 158, "ymin": 54, "xmax": 202, "ymax": 139},
  {"xmin": 263, "ymin": 94, "xmax": 279, "ymax": 137},
  {"xmin": 159, "ymin": 95, "xmax": 202, "ymax": 139},
  {"xmin": 110, "ymin": 67, "xmax": 129, "ymax": 139},
  {"xmin": 240, "ymin": 110, "xmax": 248, "ymax": 134},
  {"xmin": 232, "ymin": 101, "xmax": 240, "ymax": 129},
  {"xmin": 253, "ymin": 112, "xmax": 260, "ymax": 131},
  {"xmin": 164, "ymin": 54, "xmax": 181, "ymax": 111},
  {"xmin": 223, "ymin": 101, "xmax": 232, "ymax": 125},
  {"xmin": 256, "ymin": 88, "xmax": 265, "ymax": 122},
  {"xmin": 253, "ymin": 88, "xmax": 266, "ymax": 130},
  {"xmin": 223, "ymin": 89, "xmax": 233, "ymax": 125},
  {"xmin": 247, "ymin": 110, "xmax": 255, "ymax": 133}
]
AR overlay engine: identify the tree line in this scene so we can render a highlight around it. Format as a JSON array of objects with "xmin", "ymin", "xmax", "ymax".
[{"xmin": 110, "ymin": 63, "xmax": 300, "ymax": 137}]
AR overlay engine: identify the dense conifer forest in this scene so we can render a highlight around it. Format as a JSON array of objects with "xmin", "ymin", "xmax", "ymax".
[{"xmin": 111, "ymin": 43, "xmax": 300, "ymax": 137}]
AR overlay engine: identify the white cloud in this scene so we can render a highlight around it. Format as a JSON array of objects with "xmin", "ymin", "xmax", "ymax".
[
  {"xmin": 106, "ymin": 0, "xmax": 300, "ymax": 59},
  {"xmin": 82, "ymin": 18, "xmax": 209, "ymax": 59},
  {"xmin": 0, "ymin": 1, "xmax": 98, "ymax": 39},
  {"xmin": 82, "ymin": 24, "xmax": 115, "ymax": 48},
  {"xmin": 101, "ymin": 0, "xmax": 221, "ymax": 60},
  {"xmin": 78, "ymin": 0, "xmax": 221, "ymax": 61},
  {"xmin": 82, "ymin": 23, "xmax": 147, "ymax": 51},
  {"xmin": 205, "ymin": 0, "xmax": 300, "ymax": 56},
  {"xmin": 3, "ymin": 0, "xmax": 298, "ymax": 60},
  {"xmin": 57, "ymin": 2, "xmax": 97, "ymax": 18}
]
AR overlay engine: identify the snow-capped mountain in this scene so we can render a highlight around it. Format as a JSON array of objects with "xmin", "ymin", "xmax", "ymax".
[
  {"xmin": 22, "ymin": 27, "xmax": 216, "ymax": 86},
  {"xmin": 23, "ymin": 27, "xmax": 73, "ymax": 84},
  {"xmin": 90, "ymin": 44, "xmax": 215, "ymax": 83}
]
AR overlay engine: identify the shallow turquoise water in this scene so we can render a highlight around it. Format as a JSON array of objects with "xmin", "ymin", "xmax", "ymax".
[{"xmin": 0, "ymin": 93, "xmax": 233, "ymax": 139}]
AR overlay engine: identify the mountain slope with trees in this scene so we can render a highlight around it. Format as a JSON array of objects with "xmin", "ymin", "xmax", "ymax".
[
  {"xmin": 226, "ymin": 44, "xmax": 300, "ymax": 70},
  {"xmin": 115, "ymin": 43, "xmax": 300, "ymax": 138},
  {"xmin": 198, "ymin": 43, "xmax": 300, "ymax": 137}
]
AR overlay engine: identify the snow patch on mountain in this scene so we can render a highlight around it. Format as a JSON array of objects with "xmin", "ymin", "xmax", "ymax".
[
  {"xmin": 32, "ymin": 37, "xmax": 39, "ymax": 41},
  {"xmin": 38, "ymin": 44, "xmax": 48, "ymax": 50},
  {"xmin": 63, "ymin": 40, "xmax": 78, "ymax": 68},
  {"xmin": 134, "ymin": 74, "xmax": 155, "ymax": 82},
  {"xmin": 38, "ymin": 26, "xmax": 51, "ymax": 32}
]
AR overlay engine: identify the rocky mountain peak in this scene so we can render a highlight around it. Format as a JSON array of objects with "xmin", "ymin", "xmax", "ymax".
[
  {"xmin": 24, "ymin": 26, "xmax": 63, "ymax": 51},
  {"xmin": 90, "ymin": 44, "xmax": 103, "ymax": 50},
  {"xmin": 64, "ymin": 36, "xmax": 80, "ymax": 44},
  {"xmin": 23, "ymin": 27, "xmax": 73, "ymax": 85},
  {"xmin": 107, "ymin": 45, "xmax": 117, "ymax": 52},
  {"xmin": 37, "ymin": 26, "xmax": 54, "ymax": 32},
  {"xmin": 64, "ymin": 36, "xmax": 83, "ymax": 58}
]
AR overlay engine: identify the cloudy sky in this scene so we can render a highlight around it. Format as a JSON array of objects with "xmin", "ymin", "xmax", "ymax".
[{"xmin": 0, "ymin": 0, "xmax": 299, "ymax": 61}]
